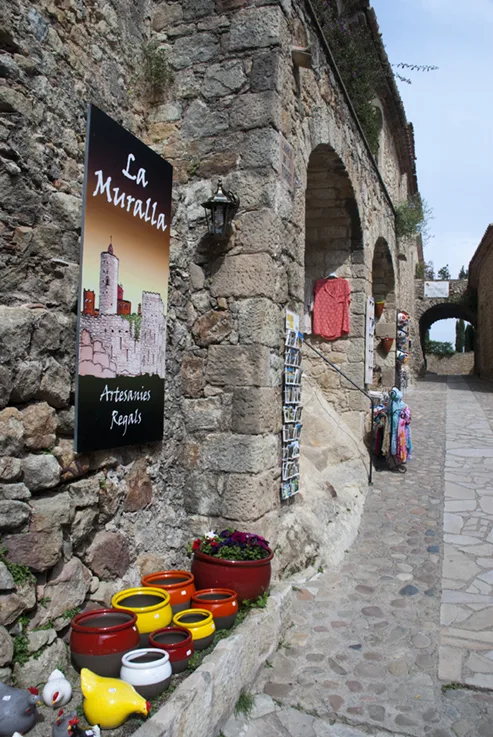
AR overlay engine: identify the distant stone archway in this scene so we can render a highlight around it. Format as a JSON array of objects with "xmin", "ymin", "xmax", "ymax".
[{"xmin": 413, "ymin": 279, "xmax": 474, "ymax": 374}]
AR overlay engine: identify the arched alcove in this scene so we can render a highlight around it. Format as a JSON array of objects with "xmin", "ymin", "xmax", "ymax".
[
  {"xmin": 371, "ymin": 238, "xmax": 396, "ymax": 387},
  {"xmin": 303, "ymin": 143, "xmax": 366, "ymax": 431}
]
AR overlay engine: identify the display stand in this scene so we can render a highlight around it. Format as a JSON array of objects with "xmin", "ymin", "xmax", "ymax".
[
  {"xmin": 396, "ymin": 311, "xmax": 410, "ymax": 390},
  {"xmin": 281, "ymin": 311, "xmax": 303, "ymax": 500}
]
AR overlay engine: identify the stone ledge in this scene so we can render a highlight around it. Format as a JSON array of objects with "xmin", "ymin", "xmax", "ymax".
[{"xmin": 131, "ymin": 583, "xmax": 292, "ymax": 737}]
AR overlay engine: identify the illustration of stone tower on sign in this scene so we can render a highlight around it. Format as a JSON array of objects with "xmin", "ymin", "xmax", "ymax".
[
  {"xmin": 79, "ymin": 239, "xmax": 166, "ymax": 379},
  {"xmin": 99, "ymin": 241, "xmax": 119, "ymax": 314}
]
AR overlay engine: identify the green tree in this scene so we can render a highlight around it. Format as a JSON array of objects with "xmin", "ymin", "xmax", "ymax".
[
  {"xmin": 438, "ymin": 265, "xmax": 451, "ymax": 280},
  {"xmin": 458, "ymin": 265, "xmax": 469, "ymax": 279},
  {"xmin": 455, "ymin": 319, "xmax": 465, "ymax": 353},
  {"xmin": 465, "ymin": 324, "xmax": 475, "ymax": 353},
  {"xmin": 424, "ymin": 261, "xmax": 435, "ymax": 280},
  {"xmin": 425, "ymin": 340, "xmax": 455, "ymax": 357}
]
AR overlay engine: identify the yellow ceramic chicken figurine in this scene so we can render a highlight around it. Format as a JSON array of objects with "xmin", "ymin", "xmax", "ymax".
[{"xmin": 80, "ymin": 668, "xmax": 151, "ymax": 729}]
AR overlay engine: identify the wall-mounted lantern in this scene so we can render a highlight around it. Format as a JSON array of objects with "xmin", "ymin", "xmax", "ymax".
[{"xmin": 201, "ymin": 179, "xmax": 239, "ymax": 237}]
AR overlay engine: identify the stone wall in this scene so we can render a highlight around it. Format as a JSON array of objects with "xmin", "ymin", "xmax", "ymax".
[
  {"xmin": 426, "ymin": 353, "xmax": 475, "ymax": 376},
  {"xmin": 0, "ymin": 0, "xmax": 187, "ymax": 686},
  {"xmin": 469, "ymin": 226, "xmax": 493, "ymax": 381},
  {"xmin": 0, "ymin": 0, "xmax": 419, "ymax": 687}
]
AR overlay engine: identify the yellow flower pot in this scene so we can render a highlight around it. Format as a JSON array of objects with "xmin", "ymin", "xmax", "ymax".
[
  {"xmin": 173, "ymin": 609, "xmax": 215, "ymax": 651},
  {"xmin": 112, "ymin": 588, "xmax": 172, "ymax": 646}
]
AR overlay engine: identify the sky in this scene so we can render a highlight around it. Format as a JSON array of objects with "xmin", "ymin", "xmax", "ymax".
[{"xmin": 371, "ymin": 0, "xmax": 493, "ymax": 343}]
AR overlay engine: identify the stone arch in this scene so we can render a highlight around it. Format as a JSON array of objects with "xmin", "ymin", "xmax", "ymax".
[
  {"xmin": 419, "ymin": 302, "xmax": 476, "ymax": 357},
  {"xmin": 303, "ymin": 143, "xmax": 367, "ymax": 435},
  {"xmin": 371, "ymin": 237, "xmax": 396, "ymax": 387}
]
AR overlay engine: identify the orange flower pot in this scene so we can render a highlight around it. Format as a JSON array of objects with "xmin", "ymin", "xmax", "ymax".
[
  {"xmin": 141, "ymin": 571, "xmax": 196, "ymax": 614},
  {"xmin": 191, "ymin": 589, "xmax": 238, "ymax": 631},
  {"xmin": 381, "ymin": 338, "xmax": 394, "ymax": 354},
  {"xmin": 375, "ymin": 301, "xmax": 385, "ymax": 319}
]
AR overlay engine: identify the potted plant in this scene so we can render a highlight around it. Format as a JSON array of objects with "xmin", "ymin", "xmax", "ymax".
[{"xmin": 189, "ymin": 530, "xmax": 273, "ymax": 603}]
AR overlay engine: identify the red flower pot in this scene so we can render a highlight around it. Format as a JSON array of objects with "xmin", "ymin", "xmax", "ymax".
[
  {"xmin": 375, "ymin": 301, "xmax": 385, "ymax": 319},
  {"xmin": 191, "ymin": 589, "xmax": 238, "ymax": 630},
  {"xmin": 70, "ymin": 608, "xmax": 139, "ymax": 677},
  {"xmin": 141, "ymin": 570, "xmax": 196, "ymax": 614},
  {"xmin": 149, "ymin": 627, "xmax": 194, "ymax": 674},
  {"xmin": 191, "ymin": 549, "xmax": 273, "ymax": 604},
  {"xmin": 381, "ymin": 337, "xmax": 394, "ymax": 354}
]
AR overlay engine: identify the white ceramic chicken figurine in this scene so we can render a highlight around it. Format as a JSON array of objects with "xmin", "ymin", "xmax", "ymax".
[{"xmin": 42, "ymin": 670, "xmax": 73, "ymax": 708}]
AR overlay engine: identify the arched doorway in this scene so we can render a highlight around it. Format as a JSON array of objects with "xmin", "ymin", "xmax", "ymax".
[
  {"xmin": 302, "ymin": 144, "xmax": 366, "ymax": 431},
  {"xmin": 419, "ymin": 303, "xmax": 476, "ymax": 375},
  {"xmin": 371, "ymin": 238, "xmax": 396, "ymax": 388}
]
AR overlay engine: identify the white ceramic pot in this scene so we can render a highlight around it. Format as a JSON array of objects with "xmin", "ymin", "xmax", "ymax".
[{"xmin": 120, "ymin": 648, "xmax": 172, "ymax": 699}]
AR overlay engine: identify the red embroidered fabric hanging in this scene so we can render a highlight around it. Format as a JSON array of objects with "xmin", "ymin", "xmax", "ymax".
[{"xmin": 312, "ymin": 277, "xmax": 351, "ymax": 340}]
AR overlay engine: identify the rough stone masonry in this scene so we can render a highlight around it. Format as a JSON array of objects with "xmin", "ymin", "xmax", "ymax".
[{"xmin": 0, "ymin": 0, "xmax": 420, "ymax": 689}]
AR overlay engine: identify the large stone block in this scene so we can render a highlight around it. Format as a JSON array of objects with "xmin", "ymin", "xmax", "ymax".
[
  {"xmin": 49, "ymin": 192, "xmax": 81, "ymax": 230},
  {"xmin": 228, "ymin": 7, "xmax": 283, "ymax": 51},
  {"xmin": 182, "ymin": 99, "xmax": 228, "ymax": 139},
  {"xmin": 22, "ymin": 454, "xmax": 60, "ymax": 492},
  {"xmin": 237, "ymin": 298, "xmax": 282, "ymax": 348},
  {"xmin": 21, "ymin": 401, "xmax": 57, "ymax": 450},
  {"xmin": 183, "ymin": 472, "xmax": 221, "ymax": 516},
  {"xmin": 192, "ymin": 310, "xmax": 233, "ymax": 347},
  {"xmin": 240, "ymin": 128, "xmax": 281, "ymax": 170},
  {"xmin": 232, "ymin": 387, "xmax": 281, "ymax": 434},
  {"xmin": 183, "ymin": 396, "xmax": 229, "ymax": 432},
  {"xmin": 250, "ymin": 51, "xmax": 281, "ymax": 92},
  {"xmin": 222, "ymin": 469, "xmax": 279, "ymax": 521},
  {"xmin": 30, "ymin": 311, "xmax": 61, "ymax": 355},
  {"xmin": 124, "ymin": 458, "xmax": 153, "ymax": 512},
  {"xmin": 0, "ymin": 501, "xmax": 30, "ymax": 530},
  {"xmin": 10, "ymin": 361, "xmax": 42, "ymax": 403},
  {"xmin": 230, "ymin": 91, "xmax": 281, "ymax": 131},
  {"xmin": 0, "ymin": 407, "xmax": 24, "ymax": 455},
  {"xmin": 183, "ymin": 0, "xmax": 214, "ymax": 20},
  {"xmin": 196, "ymin": 433, "xmax": 279, "ymax": 473},
  {"xmin": 211, "ymin": 253, "xmax": 277, "ymax": 299},
  {"xmin": 181, "ymin": 354, "xmax": 205, "ymax": 397},
  {"xmin": 3, "ymin": 528, "xmax": 63, "ymax": 572},
  {"xmin": 0, "ymin": 306, "xmax": 34, "ymax": 363},
  {"xmin": 30, "ymin": 493, "xmax": 72, "ymax": 529},
  {"xmin": 203, "ymin": 60, "xmax": 247, "ymax": 98},
  {"xmin": 85, "ymin": 531, "xmax": 130, "ymax": 580},
  {"xmin": 34, "ymin": 557, "xmax": 92, "ymax": 629},
  {"xmin": 67, "ymin": 474, "xmax": 103, "ymax": 509},
  {"xmin": 234, "ymin": 208, "xmax": 283, "ymax": 257},
  {"xmin": 171, "ymin": 33, "xmax": 219, "ymax": 70},
  {"xmin": 0, "ymin": 582, "xmax": 36, "ymax": 626},
  {"xmin": 0, "ymin": 457, "xmax": 22, "ymax": 482},
  {"xmin": 206, "ymin": 345, "xmax": 271, "ymax": 387},
  {"xmin": 0, "ymin": 483, "xmax": 30, "ymax": 501},
  {"xmin": 37, "ymin": 357, "xmax": 71, "ymax": 408},
  {"xmin": 0, "ymin": 365, "xmax": 10, "ymax": 409},
  {"xmin": 0, "ymin": 626, "xmax": 13, "ymax": 667}
]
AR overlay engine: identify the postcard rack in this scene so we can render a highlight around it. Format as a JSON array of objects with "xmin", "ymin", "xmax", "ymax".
[{"xmin": 282, "ymin": 311, "xmax": 303, "ymax": 500}]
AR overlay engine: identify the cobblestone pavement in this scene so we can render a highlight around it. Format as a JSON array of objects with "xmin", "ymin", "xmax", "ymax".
[{"xmin": 225, "ymin": 376, "xmax": 493, "ymax": 737}]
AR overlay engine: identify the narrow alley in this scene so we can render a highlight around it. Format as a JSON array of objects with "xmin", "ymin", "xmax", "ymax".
[{"xmin": 225, "ymin": 377, "xmax": 493, "ymax": 737}]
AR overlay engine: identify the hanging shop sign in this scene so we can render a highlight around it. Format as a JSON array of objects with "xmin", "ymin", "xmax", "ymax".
[
  {"xmin": 75, "ymin": 105, "xmax": 173, "ymax": 452},
  {"xmin": 282, "ymin": 311, "xmax": 303, "ymax": 500},
  {"xmin": 365, "ymin": 296, "xmax": 375, "ymax": 386},
  {"xmin": 424, "ymin": 281, "xmax": 449, "ymax": 298}
]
